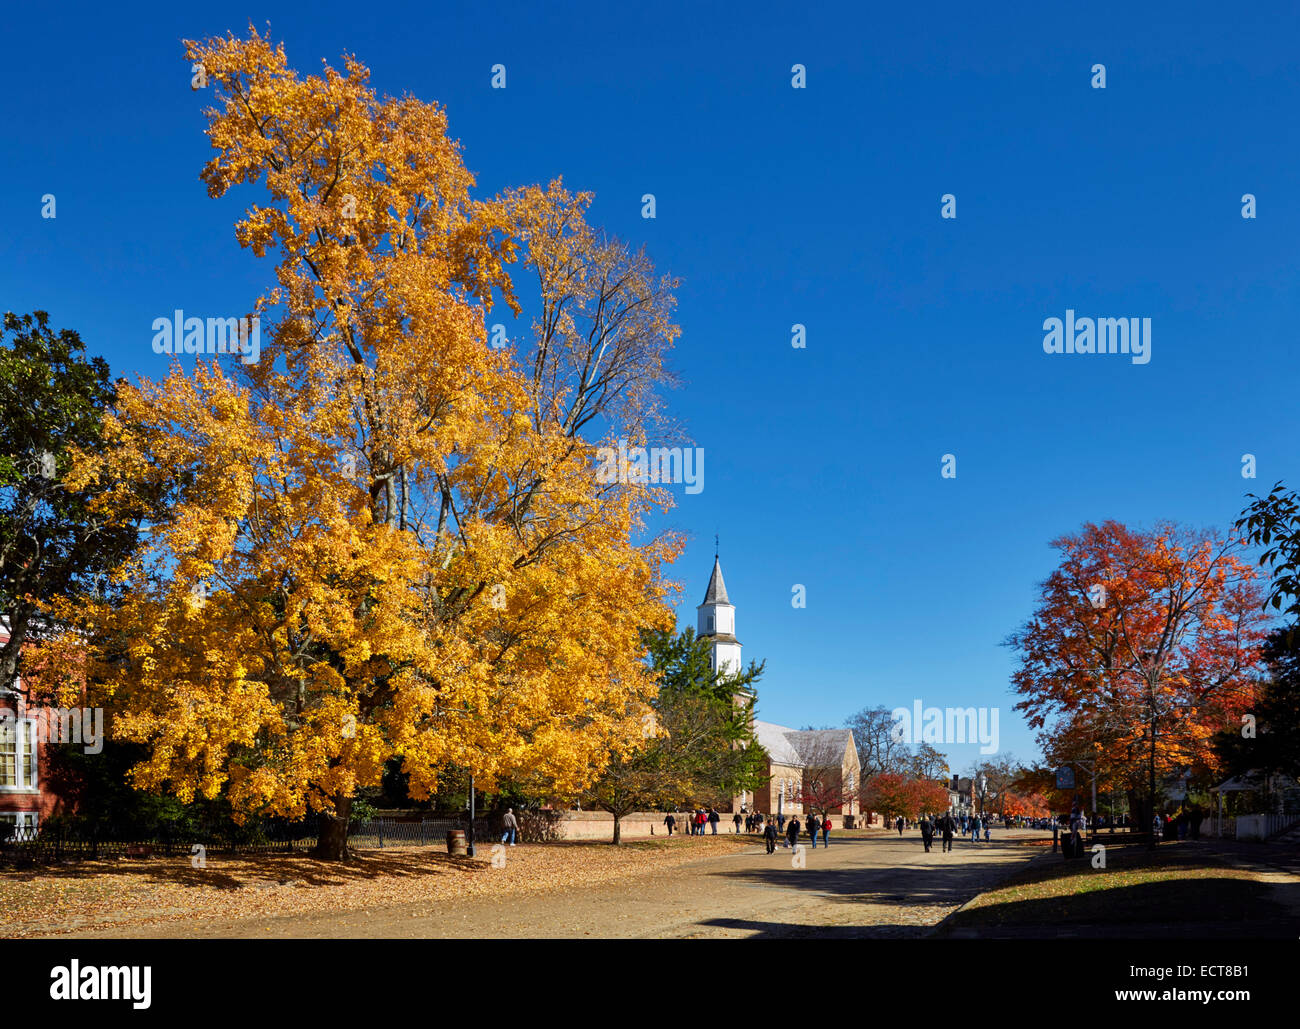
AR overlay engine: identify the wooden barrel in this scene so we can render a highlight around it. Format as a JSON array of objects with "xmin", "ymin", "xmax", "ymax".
[{"xmin": 446, "ymin": 829, "xmax": 468, "ymax": 856}]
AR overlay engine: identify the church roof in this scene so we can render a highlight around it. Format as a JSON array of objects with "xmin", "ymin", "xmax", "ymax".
[
  {"xmin": 699, "ymin": 556, "xmax": 730, "ymax": 606},
  {"xmin": 753, "ymin": 721, "xmax": 853, "ymax": 769},
  {"xmin": 753, "ymin": 721, "xmax": 803, "ymax": 766}
]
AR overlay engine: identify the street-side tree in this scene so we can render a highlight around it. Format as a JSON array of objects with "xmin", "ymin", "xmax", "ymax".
[
  {"xmin": 908, "ymin": 742, "xmax": 951, "ymax": 781},
  {"xmin": 1214, "ymin": 626, "xmax": 1300, "ymax": 782},
  {"xmin": 584, "ymin": 626, "xmax": 766, "ymax": 843},
  {"xmin": 0, "ymin": 312, "xmax": 154, "ymax": 695},
  {"xmin": 1237, "ymin": 481, "xmax": 1300, "ymax": 626},
  {"xmin": 862, "ymin": 772, "xmax": 915, "ymax": 823},
  {"xmin": 907, "ymin": 777, "xmax": 951, "ymax": 818},
  {"xmin": 1006, "ymin": 520, "xmax": 1268, "ymax": 829},
  {"xmin": 846, "ymin": 704, "xmax": 912, "ymax": 779},
  {"xmin": 967, "ymin": 754, "xmax": 1022, "ymax": 816},
  {"xmin": 54, "ymin": 30, "xmax": 682, "ymax": 860}
]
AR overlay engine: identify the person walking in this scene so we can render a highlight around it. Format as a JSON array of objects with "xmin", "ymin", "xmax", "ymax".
[
  {"xmin": 709, "ymin": 808, "xmax": 720, "ymax": 835},
  {"xmin": 983, "ymin": 816, "xmax": 990, "ymax": 842},
  {"xmin": 663, "ymin": 812, "xmax": 676, "ymax": 836},
  {"xmin": 920, "ymin": 815, "xmax": 934, "ymax": 853},
  {"xmin": 501, "ymin": 807, "xmax": 519, "ymax": 846},
  {"xmin": 941, "ymin": 813, "xmax": 954, "ymax": 853},
  {"xmin": 807, "ymin": 812, "xmax": 820, "ymax": 849},
  {"xmin": 821, "ymin": 816, "xmax": 831, "ymax": 848},
  {"xmin": 786, "ymin": 816, "xmax": 801, "ymax": 851},
  {"xmin": 896, "ymin": 816, "xmax": 904, "ymax": 837},
  {"xmin": 764, "ymin": 819, "xmax": 778, "ymax": 854}
]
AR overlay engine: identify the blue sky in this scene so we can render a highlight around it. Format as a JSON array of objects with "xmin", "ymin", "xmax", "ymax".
[{"xmin": 3, "ymin": 1, "xmax": 1297, "ymax": 773}]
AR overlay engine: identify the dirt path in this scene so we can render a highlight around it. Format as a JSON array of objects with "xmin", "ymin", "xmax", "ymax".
[{"xmin": 71, "ymin": 829, "xmax": 1053, "ymax": 939}]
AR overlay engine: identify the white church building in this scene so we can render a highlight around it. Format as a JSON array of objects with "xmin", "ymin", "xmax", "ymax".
[{"xmin": 695, "ymin": 555, "xmax": 861, "ymax": 823}]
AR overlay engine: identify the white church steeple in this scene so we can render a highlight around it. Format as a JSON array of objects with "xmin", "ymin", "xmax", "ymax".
[{"xmin": 697, "ymin": 552, "xmax": 741, "ymax": 677}]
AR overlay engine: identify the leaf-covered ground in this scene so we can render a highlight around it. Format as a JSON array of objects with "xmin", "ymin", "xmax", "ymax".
[{"xmin": 0, "ymin": 833, "xmax": 759, "ymax": 938}]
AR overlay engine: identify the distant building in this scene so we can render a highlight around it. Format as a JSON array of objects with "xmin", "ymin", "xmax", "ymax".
[
  {"xmin": 751, "ymin": 721, "xmax": 861, "ymax": 821},
  {"xmin": 947, "ymin": 774, "xmax": 974, "ymax": 817}
]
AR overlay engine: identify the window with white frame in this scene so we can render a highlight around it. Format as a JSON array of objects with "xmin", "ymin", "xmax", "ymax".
[
  {"xmin": 0, "ymin": 811, "xmax": 38, "ymax": 841},
  {"xmin": 0, "ymin": 717, "xmax": 37, "ymax": 789}
]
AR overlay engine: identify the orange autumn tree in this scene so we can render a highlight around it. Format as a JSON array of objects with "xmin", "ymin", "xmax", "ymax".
[
  {"xmin": 57, "ymin": 29, "xmax": 682, "ymax": 859},
  {"xmin": 909, "ymin": 777, "xmax": 951, "ymax": 818},
  {"xmin": 1000, "ymin": 790, "xmax": 1049, "ymax": 820},
  {"xmin": 1006, "ymin": 520, "xmax": 1267, "ymax": 828},
  {"xmin": 862, "ymin": 772, "xmax": 946, "ymax": 821}
]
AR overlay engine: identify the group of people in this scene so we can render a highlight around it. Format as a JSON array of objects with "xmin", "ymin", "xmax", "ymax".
[
  {"xmin": 1152, "ymin": 808, "xmax": 1202, "ymax": 841},
  {"xmin": 662, "ymin": 808, "xmax": 725, "ymax": 835},
  {"xmin": 913, "ymin": 812, "xmax": 991, "ymax": 852},
  {"xmin": 762, "ymin": 812, "xmax": 833, "ymax": 854},
  {"xmin": 661, "ymin": 808, "xmax": 834, "ymax": 852}
]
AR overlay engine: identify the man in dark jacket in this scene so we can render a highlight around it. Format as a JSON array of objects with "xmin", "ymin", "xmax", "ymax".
[
  {"xmin": 807, "ymin": 811, "xmax": 820, "ymax": 849},
  {"xmin": 940, "ymin": 814, "xmax": 955, "ymax": 853},
  {"xmin": 663, "ymin": 813, "xmax": 676, "ymax": 835},
  {"xmin": 764, "ymin": 820, "xmax": 778, "ymax": 854},
  {"xmin": 708, "ymin": 808, "xmax": 720, "ymax": 834},
  {"xmin": 920, "ymin": 816, "xmax": 934, "ymax": 853},
  {"xmin": 786, "ymin": 816, "xmax": 801, "ymax": 850}
]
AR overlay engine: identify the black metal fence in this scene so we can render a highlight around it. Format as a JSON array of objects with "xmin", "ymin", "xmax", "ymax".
[
  {"xmin": 0, "ymin": 814, "xmax": 515, "ymax": 866},
  {"xmin": 0, "ymin": 819, "xmax": 318, "ymax": 865},
  {"xmin": 347, "ymin": 817, "xmax": 502, "ymax": 849}
]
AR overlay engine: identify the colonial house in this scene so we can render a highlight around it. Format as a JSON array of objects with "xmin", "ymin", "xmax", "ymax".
[
  {"xmin": 946, "ymin": 774, "xmax": 974, "ymax": 818},
  {"xmin": 0, "ymin": 621, "xmax": 60, "ymax": 836},
  {"xmin": 695, "ymin": 555, "xmax": 861, "ymax": 824}
]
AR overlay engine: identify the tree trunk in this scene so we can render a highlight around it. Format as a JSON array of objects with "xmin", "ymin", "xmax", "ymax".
[
  {"xmin": 314, "ymin": 794, "xmax": 353, "ymax": 861},
  {"xmin": 612, "ymin": 814, "xmax": 622, "ymax": 845},
  {"xmin": 1147, "ymin": 712, "xmax": 1158, "ymax": 848}
]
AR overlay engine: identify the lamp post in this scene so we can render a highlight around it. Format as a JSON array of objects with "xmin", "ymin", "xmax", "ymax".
[
  {"xmin": 1071, "ymin": 758, "xmax": 1099, "ymax": 838},
  {"xmin": 467, "ymin": 773, "xmax": 476, "ymax": 858}
]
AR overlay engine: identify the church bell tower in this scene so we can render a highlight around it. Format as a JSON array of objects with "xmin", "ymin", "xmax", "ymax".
[{"xmin": 697, "ymin": 553, "xmax": 742, "ymax": 678}]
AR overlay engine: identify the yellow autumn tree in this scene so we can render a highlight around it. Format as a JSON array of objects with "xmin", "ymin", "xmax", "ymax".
[{"xmin": 57, "ymin": 28, "xmax": 682, "ymax": 859}]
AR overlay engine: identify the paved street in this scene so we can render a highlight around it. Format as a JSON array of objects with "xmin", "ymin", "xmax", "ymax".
[{"xmin": 77, "ymin": 828, "xmax": 1053, "ymax": 939}]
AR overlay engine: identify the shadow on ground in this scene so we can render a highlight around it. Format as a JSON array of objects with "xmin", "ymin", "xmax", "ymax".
[
  {"xmin": 705, "ymin": 835, "xmax": 1037, "ymax": 910},
  {"xmin": 690, "ymin": 917, "xmax": 933, "ymax": 939}
]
